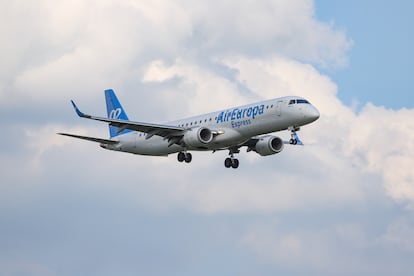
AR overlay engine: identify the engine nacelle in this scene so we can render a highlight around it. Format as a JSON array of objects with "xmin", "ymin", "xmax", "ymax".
[
  {"xmin": 254, "ymin": 136, "xmax": 284, "ymax": 156},
  {"xmin": 183, "ymin": 127, "xmax": 213, "ymax": 148}
]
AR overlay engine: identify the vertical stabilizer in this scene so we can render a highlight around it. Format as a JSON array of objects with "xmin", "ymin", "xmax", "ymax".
[{"xmin": 104, "ymin": 89, "xmax": 132, "ymax": 138}]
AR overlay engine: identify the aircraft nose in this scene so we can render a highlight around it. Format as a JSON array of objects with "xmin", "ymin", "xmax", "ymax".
[{"xmin": 306, "ymin": 106, "xmax": 320, "ymax": 122}]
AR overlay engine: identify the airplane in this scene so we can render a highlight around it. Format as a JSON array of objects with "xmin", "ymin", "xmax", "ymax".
[{"xmin": 58, "ymin": 89, "xmax": 319, "ymax": 168}]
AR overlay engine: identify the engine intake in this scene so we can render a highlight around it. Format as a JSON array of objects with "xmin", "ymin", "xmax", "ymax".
[
  {"xmin": 254, "ymin": 136, "xmax": 284, "ymax": 156},
  {"xmin": 183, "ymin": 127, "xmax": 213, "ymax": 147}
]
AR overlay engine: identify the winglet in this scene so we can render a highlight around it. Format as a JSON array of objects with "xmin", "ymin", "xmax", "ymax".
[{"xmin": 71, "ymin": 100, "xmax": 88, "ymax": 118}]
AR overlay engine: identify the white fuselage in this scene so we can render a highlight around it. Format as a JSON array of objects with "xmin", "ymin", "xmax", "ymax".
[{"xmin": 102, "ymin": 96, "xmax": 319, "ymax": 156}]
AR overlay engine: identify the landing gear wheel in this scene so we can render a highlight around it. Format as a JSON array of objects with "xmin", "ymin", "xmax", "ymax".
[
  {"xmin": 177, "ymin": 152, "xmax": 185, "ymax": 162},
  {"xmin": 184, "ymin": 152, "xmax": 192, "ymax": 163},
  {"xmin": 231, "ymin": 159, "xmax": 239, "ymax": 169},
  {"xmin": 224, "ymin": 158, "xmax": 232, "ymax": 168},
  {"xmin": 178, "ymin": 152, "xmax": 192, "ymax": 163},
  {"xmin": 225, "ymin": 148, "xmax": 241, "ymax": 169},
  {"xmin": 224, "ymin": 158, "xmax": 239, "ymax": 169},
  {"xmin": 289, "ymin": 138, "xmax": 298, "ymax": 145}
]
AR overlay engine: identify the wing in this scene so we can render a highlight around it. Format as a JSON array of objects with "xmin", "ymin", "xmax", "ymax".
[
  {"xmin": 71, "ymin": 100, "xmax": 185, "ymax": 139},
  {"xmin": 58, "ymin": 133, "xmax": 119, "ymax": 144}
]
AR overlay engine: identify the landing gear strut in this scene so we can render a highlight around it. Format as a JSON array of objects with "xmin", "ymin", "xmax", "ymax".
[
  {"xmin": 177, "ymin": 152, "xmax": 192, "ymax": 163},
  {"xmin": 224, "ymin": 149, "xmax": 239, "ymax": 169},
  {"xmin": 289, "ymin": 127, "xmax": 302, "ymax": 145}
]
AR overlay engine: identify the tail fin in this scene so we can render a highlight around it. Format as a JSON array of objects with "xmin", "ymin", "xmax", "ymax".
[{"xmin": 105, "ymin": 89, "xmax": 132, "ymax": 138}]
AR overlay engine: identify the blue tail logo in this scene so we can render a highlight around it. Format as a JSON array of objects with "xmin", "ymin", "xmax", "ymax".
[
  {"xmin": 109, "ymin": 108, "xmax": 122, "ymax": 120},
  {"xmin": 105, "ymin": 89, "xmax": 132, "ymax": 138}
]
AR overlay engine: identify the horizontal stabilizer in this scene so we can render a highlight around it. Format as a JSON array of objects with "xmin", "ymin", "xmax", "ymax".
[{"xmin": 58, "ymin": 133, "xmax": 119, "ymax": 145}]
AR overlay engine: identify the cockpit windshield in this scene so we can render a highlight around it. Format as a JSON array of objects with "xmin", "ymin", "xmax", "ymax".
[{"xmin": 288, "ymin": 99, "xmax": 310, "ymax": 105}]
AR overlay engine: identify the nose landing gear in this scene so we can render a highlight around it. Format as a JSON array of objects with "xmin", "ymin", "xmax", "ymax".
[{"xmin": 289, "ymin": 127, "xmax": 303, "ymax": 145}]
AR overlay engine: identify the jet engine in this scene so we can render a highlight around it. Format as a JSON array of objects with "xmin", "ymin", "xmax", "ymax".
[
  {"xmin": 254, "ymin": 136, "xmax": 284, "ymax": 156},
  {"xmin": 183, "ymin": 127, "xmax": 213, "ymax": 148}
]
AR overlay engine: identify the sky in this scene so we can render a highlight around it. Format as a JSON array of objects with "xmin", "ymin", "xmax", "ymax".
[
  {"xmin": 0, "ymin": 1, "xmax": 414, "ymax": 275},
  {"xmin": 315, "ymin": 0, "xmax": 414, "ymax": 109}
]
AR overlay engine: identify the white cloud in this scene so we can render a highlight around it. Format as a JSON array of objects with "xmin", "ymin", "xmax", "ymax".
[
  {"xmin": 1, "ymin": 0, "xmax": 411, "ymax": 217},
  {"xmin": 345, "ymin": 104, "xmax": 414, "ymax": 205},
  {"xmin": 8, "ymin": 50, "xmax": 412, "ymax": 218},
  {"xmin": 179, "ymin": 0, "xmax": 352, "ymax": 67},
  {"xmin": 142, "ymin": 59, "xmax": 250, "ymax": 117},
  {"xmin": 240, "ymin": 218, "xmax": 409, "ymax": 276},
  {"xmin": 0, "ymin": 0, "xmax": 351, "ymax": 106},
  {"xmin": 1, "ymin": 0, "xmax": 414, "ymax": 274},
  {"xmin": 217, "ymin": 56, "xmax": 414, "ymax": 209}
]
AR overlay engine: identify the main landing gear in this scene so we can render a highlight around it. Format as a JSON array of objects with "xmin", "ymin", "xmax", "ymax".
[
  {"xmin": 224, "ymin": 149, "xmax": 240, "ymax": 169},
  {"xmin": 224, "ymin": 157, "xmax": 239, "ymax": 169},
  {"xmin": 178, "ymin": 150, "xmax": 240, "ymax": 168},
  {"xmin": 177, "ymin": 152, "xmax": 192, "ymax": 163}
]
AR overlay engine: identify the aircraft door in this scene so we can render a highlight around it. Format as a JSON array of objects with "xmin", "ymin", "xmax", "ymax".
[{"xmin": 276, "ymin": 101, "xmax": 282, "ymax": 116}]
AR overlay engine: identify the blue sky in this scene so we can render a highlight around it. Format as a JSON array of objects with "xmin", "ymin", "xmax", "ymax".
[
  {"xmin": 1, "ymin": 1, "xmax": 414, "ymax": 275},
  {"xmin": 316, "ymin": 0, "xmax": 414, "ymax": 109}
]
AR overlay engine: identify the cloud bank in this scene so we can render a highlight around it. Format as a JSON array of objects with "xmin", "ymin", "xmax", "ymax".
[{"xmin": 1, "ymin": 0, "xmax": 413, "ymax": 275}]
